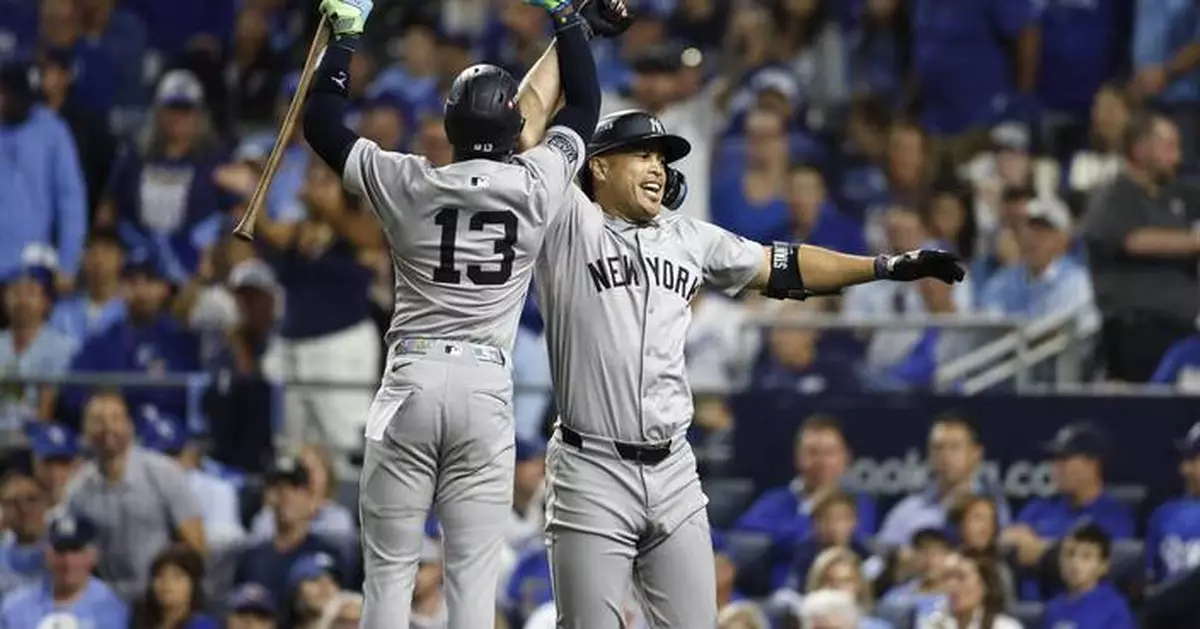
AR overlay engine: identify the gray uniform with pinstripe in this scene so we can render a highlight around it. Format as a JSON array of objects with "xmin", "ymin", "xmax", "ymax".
[
  {"xmin": 341, "ymin": 126, "xmax": 586, "ymax": 629},
  {"xmin": 534, "ymin": 186, "xmax": 763, "ymax": 628}
]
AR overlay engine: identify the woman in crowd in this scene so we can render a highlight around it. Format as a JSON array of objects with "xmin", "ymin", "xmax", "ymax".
[
  {"xmin": 949, "ymin": 495, "xmax": 1016, "ymax": 601},
  {"xmin": 921, "ymin": 552, "xmax": 1022, "ymax": 629},
  {"xmin": 1066, "ymin": 82, "xmax": 1135, "ymax": 200},
  {"xmin": 131, "ymin": 545, "xmax": 218, "ymax": 629},
  {"xmin": 805, "ymin": 547, "xmax": 894, "ymax": 629}
]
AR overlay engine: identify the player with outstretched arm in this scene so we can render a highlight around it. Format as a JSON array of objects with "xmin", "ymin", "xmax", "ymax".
[
  {"xmin": 297, "ymin": 0, "xmax": 604, "ymax": 627},
  {"xmin": 514, "ymin": 34, "xmax": 966, "ymax": 628}
]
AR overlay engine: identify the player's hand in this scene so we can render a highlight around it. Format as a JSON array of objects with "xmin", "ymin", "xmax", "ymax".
[
  {"xmin": 524, "ymin": 0, "xmax": 574, "ymax": 15},
  {"xmin": 319, "ymin": 0, "xmax": 372, "ymax": 38},
  {"xmin": 878, "ymin": 249, "xmax": 965, "ymax": 284},
  {"xmin": 579, "ymin": 0, "xmax": 633, "ymax": 38}
]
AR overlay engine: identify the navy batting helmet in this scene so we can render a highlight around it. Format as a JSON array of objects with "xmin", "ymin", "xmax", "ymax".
[
  {"xmin": 443, "ymin": 64, "xmax": 524, "ymax": 159},
  {"xmin": 587, "ymin": 110, "xmax": 691, "ymax": 163}
]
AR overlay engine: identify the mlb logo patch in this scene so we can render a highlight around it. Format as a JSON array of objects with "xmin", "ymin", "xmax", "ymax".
[{"xmin": 471, "ymin": 176, "xmax": 490, "ymax": 188}]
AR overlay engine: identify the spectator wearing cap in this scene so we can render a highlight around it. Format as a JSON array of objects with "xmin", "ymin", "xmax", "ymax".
[
  {"xmin": 911, "ymin": 0, "xmax": 1039, "ymax": 165},
  {"xmin": 27, "ymin": 422, "xmax": 82, "ymax": 506},
  {"xmin": 1150, "ymin": 328, "xmax": 1200, "ymax": 392},
  {"xmin": 735, "ymin": 417, "xmax": 877, "ymax": 590},
  {"xmin": 0, "ymin": 473, "xmax": 51, "ymax": 595},
  {"xmin": 235, "ymin": 454, "xmax": 345, "ymax": 605},
  {"xmin": 878, "ymin": 415, "xmax": 1009, "ymax": 550},
  {"xmin": 979, "ymin": 196, "xmax": 1096, "ymax": 327},
  {"xmin": 98, "ymin": 68, "xmax": 230, "ymax": 284},
  {"xmin": 285, "ymin": 552, "xmax": 346, "ymax": 629},
  {"xmin": 1001, "ymin": 421, "xmax": 1135, "ymax": 600},
  {"xmin": 411, "ymin": 536, "xmax": 447, "ymax": 628},
  {"xmin": 64, "ymin": 389, "xmax": 206, "ymax": 601},
  {"xmin": 602, "ymin": 39, "xmax": 722, "ymax": 223},
  {"xmin": 203, "ymin": 258, "xmax": 282, "ymax": 375},
  {"xmin": 49, "ymin": 230, "xmax": 129, "ymax": 346},
  {"xmin": 249, "ymin": 157, "xmax": 381, "ymax": 457},
  {"xmin": 0, "ymin": 60, "xmax": 87, "ymax": 286},
  {"xmin": 0, "ymin": 257, "xmax": 79, "ymax": 425},
  {"xmin": 249, "ymin": 444, "xmax": 357, "ymax": 553},
  {"xmin": 35, "ymin": 46, "xmax": 117, "ymax": 214},
  {"xmin": 66, "ymin": 252, "xmax": 200, "ymax": 420},
  {"xmin": 131, "ymin": 544, "xmax": 217, "ymax": 629},
  {"xmin": 225, "ymin": 583, "xmax": 277, "ymax": 629},
  {"xmin": 1145, "ymin": 423, "xmax": 1200, "ymax": 584},
  {"xmin": 0, "ymin": 512, "xmax": 128, "ymax": 629},
  {"xmin": 1132, "ymin": 0, "xmax": 1200, "ymax": 169},
  {"xmin": 1081, "ymin": 112, "xmax": 1200, "ymax": 382}
]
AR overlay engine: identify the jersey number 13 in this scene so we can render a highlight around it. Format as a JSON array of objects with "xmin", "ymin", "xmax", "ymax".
[{"xmin": 432, "ymin": 207, "xmax": 518, "ymax": 285}]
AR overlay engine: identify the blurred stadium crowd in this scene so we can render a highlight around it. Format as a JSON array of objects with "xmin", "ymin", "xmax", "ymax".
[{"xmin": 1, "ymin": 0, "xmax": 1200, "ymax": 628}]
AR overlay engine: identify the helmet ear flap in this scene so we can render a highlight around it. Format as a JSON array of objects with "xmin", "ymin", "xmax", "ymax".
[{"xmin": 662, "ymin": 166, "xmax": 687, "ymax": 211}]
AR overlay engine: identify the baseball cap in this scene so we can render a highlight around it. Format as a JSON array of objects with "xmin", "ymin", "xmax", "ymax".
[
  {"xmin": 748, "ymin": 68, "xmax": 801, "ymax": 108},
  {"xmin": 228, "ymin": 259, "xmax": 279, "ymax": 294},
  {"xmin": 1043, "ymin": 422, "xmax": 1110, "ymax": 459},
  {"xmin": 138, "ymin": 412, "xmax": 188, "ymax": 455},
  {"xmin": 1026, "ymin": 196, "xmax": 1072, "ymax": 232},
  {"xmin": 991, "ymin": 122, "xmax": 1030, "ymax": 152},
  {"xmin": 1175, "ymin": 423, "xmax": 1200, "ymax": 458},
  {"xmin": 155, "ymin": 69, "xmax": 204, "ymax": 108},
  {"xmin": 286, "ymin": 552, "xmax": 341, "ymax": 594},
  {"xmin": 47, "ymin": 512, "xmax": 97, "ymax": 552},
  {"xmin": 515, "ymin": 438, "xmax": 545, "ymax": 463},
  {"xmin": 227, "ymin": 583, "xmax": 276, "ymax": 616},
  {"xmin": 27, "ymin": 422, "xmax": 79, "ymax": 460},
  {"xmin": 266, "ymin": 454, "xmax": 310, "ymax": 487}
]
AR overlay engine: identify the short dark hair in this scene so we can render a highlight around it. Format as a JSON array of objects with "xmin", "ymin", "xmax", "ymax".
[
  {"xmin": 86, "ymin": 228, "xmax": 124, "ymax": 251},
  {"xmin": 911, "ymin": 527, "xmax": 952, "ymax": 550},
  {"xmin": 931, "ymin": 412, "xmax": 980, "ymax": 445},
  {"xmin": 812, "ymin": 490, "xmax": 857, "ymax": 520},
  {"xmin": 1066, "ymin": 521, "xmax": 1112, "ymax": 560},
  {"xmin": 1122, "ymin": 110, "xmax": 1173, "ymax": 158},
  {"xmin": 797, "ymin": 414, "xmax": 848, "ymax": 447}
]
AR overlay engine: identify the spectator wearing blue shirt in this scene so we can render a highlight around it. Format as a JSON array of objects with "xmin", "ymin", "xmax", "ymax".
[
  {"xmin": 912, "ymin": 0, "xmax": 1039, "ymax": 163},
  {"xmin": 1003, "ymin": 422, "xmax": 1135, "ymax": 600},
  {"xmin": 1035, "ymin": 0, "xmax": 1125, "ymax": 135},
  {"xmin": 1044, "ymin": 523, "xmax": 1137, "ymax": 629},
  {"xmin": 27, "ymin": 422, "xmax": 81, "ymax": 508},
  {"xmin": 501, "ymin": 543, "xmax": 551, "ymax": 628},
  {"xmin": 49, "ymin": 230, "xmax": 129, "ymax": 346},
  {"xmin": 101, "ymin": 69, "xmax": 228, "ymax": 284},
  {"xmin": 0, "ymin": 512, "xmax": 128, "ymax": 629},
  {"xmin": 37, "ymin": 0, "xmax": 121, "ymax": 119},
  {"xmin": 76, "ymin": 0, "xmax": 148, "ymax": 119},
  {"xmin": 0, "ymin": 61, "xmax": 87, "ymax": 283},
  {"xmin": 223, "ymin": 583, "xmax": 277, "ymax": 629},
  {"xmin": 0, "ymin": 473, "xmax": 50, "ymax": 597},
  {"xmin": 832, "ymin": 96, "xmax": 893, "ymax": 221},
  {"xmin": 878, "ymin": 528, "xmax": 952, "ymax": 625},
  {"xmin": 778, "ymin": 163, "xmax": 868, "ymax": 255},
  {"xmin": 785, "ymin": 491, "xmax": 873, "ymax": 593},
  {"xmin": 0, "ymin": 262, "xmax": 79, "ymax": 426},
  {"xmin": 751, "ymin": 300, "xmax": 864, "ymax": 396},
  {"xmin": 845, "ymin": 0, "xmax": 909, "ymax": 107},
  {"xmin": 878, "ymin": 415, "xmax": 1011, "ymax": 550},
  {"xmin": 734, "ymin": 416, "xmax": 878, "ymax": 590},
  {"xmin": 67, "ymin": 253, "xmax": 200, "ymax": 420},
  {"xmin": 131, "ymin": 544, "xmax": 219, "ymax": 629},
  {"xmin": 1151, "ymin": 331, "xmax": 1200, "ymax": 392},
  {"xmin": 234, "ymin": 455, "xmax": 345, "ymax": 605},
  {"xmin": 367, "ymin": 24, "xmax": 441, "ymax": 129},
  {"xmin": 284, "ymin": 552, "xmax": 346, "ymax": 629},
  {"xmin": 1146, "ymin": 423, "xmax": 1200, "ymax": 583},
  {"xmin": 121, "ymin": 0, "xmax": 235, "ymax": 67},
  {"xmin": 710, "ymin": 107, "xmax": 792, "ymax": 243},
  {"xmin": 979, "ymin": 196, "xmax": 1097, "ymax": 326},
  {"xmin": 1132, "ymin": 0, "xmax": 1200, "ymax": 169}
]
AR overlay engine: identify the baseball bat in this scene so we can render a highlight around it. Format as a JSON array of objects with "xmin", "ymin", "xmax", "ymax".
[{"xmin": 232, "ymin": 21, "xmax": 331, "ymax": 241}]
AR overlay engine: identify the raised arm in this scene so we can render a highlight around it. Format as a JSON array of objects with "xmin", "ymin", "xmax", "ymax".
[{"xmin": 302, "ymin": 0, "xmax": 373, "ymax": 177}]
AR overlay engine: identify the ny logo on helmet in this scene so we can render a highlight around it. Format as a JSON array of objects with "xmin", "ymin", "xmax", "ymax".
[{"xmin": 649, "ymin": 118, "xmax": 665, "ymax": 135}]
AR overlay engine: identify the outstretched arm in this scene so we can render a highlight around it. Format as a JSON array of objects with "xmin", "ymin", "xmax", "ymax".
[
  {"xmin": 302, "ymin": 0, "xmax": 373, "ymax": 177},
  {"xmin": 526, "ymin": 0, "xmax": 602, "ymax": 148},
  {"xmin": 744, "ymin": 244, "xmax": 965, "ymax": 298}
]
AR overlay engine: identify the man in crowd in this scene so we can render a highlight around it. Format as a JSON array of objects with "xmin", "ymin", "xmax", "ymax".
[
  {"xmin": 878, "ymin": 414, "xmax": 1009, "ymax": 548},
  {"xmin": 1003, "ymin": 421, "xmax": 1135, "ymax": 599},
  {"xmin": 1146, "ymin": 422, "xmax": 1200, "ymax": 584},
  {"xmin": 49, "ymin": 230, "xmax": 129, "ymax": 345},
  {"xmin": 0, "ymin": 473, "xmax": 51, "ymax": 595},
  {"xmin": 64, "ymin": 389, "xmax": 205, "ymax": 600},
  {"xmin": 734, "ymin": 415, "xmax": 877, "ymax": 589},
  {"xmin": 234, "ymin": 454, "xmax": 345, "ymax": 604},
  {"xmin": 1043, "ymin": 522, "xmax": 1136, "ymax": 629},
  {"xmin": 1082, "ymin": 112, "xmax": 1200, "ymax": 382},
  {"xmin": 28, "ymin": 422, "xmax": 81, "ymax": 506},
  {"xmin": 0, "ymin": 512, "xmax": 127, "ymax": 629},
  {"xmin": 0, "ymin": 258, "xmax": 78, "ymax": 424}
]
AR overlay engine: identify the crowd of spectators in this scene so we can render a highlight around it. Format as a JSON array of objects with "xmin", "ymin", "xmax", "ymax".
[{"xmin": 1, "ymin": 0, "xmax": 1200, "ymax": 628}]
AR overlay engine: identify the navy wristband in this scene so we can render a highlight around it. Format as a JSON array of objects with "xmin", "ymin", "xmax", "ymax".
[{"xmin": 874, "ymin": 255, "xmax": 889, "ymax": 280}]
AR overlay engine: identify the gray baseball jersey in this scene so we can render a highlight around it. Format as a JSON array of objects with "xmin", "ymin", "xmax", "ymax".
[
  {"xmin": 343, "ymin": 125, "xmax": 587, "ymax": 355},
  {"xmin": 533, "ymin": 187, "xmax": 764, "ymax": 442}
]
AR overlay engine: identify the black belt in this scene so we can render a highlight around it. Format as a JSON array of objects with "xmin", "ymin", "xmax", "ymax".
[{"xmin": 559, "ymin": 425, "xmax": 671, "ymax": 465}]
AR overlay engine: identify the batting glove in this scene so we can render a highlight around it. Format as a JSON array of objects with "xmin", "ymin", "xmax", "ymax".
[
  {"xmin": 579, "ymin": 0, "xmax": 634, "ymax": 38},
  {"xmin": 524, "ymin": 0, "xmax": 574, "ymax": 15},
  {"xmin": 875, "ymin": 250, "xmax": 966, "ymax": 284},
  {"xmin": 319, "ymin": 0, "xmax": 373, "ymax": 38}
]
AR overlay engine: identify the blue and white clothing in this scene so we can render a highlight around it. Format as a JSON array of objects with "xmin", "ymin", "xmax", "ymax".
[
  {"xmin": 877, "ymin": 475, "xmax": 1011, "ymax": 549},
  {"xmin": 1043, "ymin": 583, "xmax": 1136, "ymax": 629},
  {"xmin": 0, "ymin": 532, "xmax": 45, "ymax": 598},
  {"xmin": 1146, "ymin": 495, "xmax": 1200, "ymax": 583},
  {"xmin": 0, "ymin": 328, "xmax": 79, "ymax": 428},
  {"xmin": 48, "ymin": 296, "xmax": 128, "ymax": 346},
  {"xmin": 979, "ymin": 257, "xmax": 1096, "ymax": 326},
  {"xmin": 1151, "ymin": 334, "xmax": 1200, "ymax": 393},
  {"xmin": 0, "ymin": 577, "xmax": 128, "ymax": 629}
]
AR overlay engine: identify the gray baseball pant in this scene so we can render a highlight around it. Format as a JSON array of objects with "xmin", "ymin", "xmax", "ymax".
[
  {"xmin": 544, "ymin": 426, "xmax": 718, "ymax": 629},
  {"xmin": 358, "ymin": 340, "xmax": 514, "ymax": 629}
]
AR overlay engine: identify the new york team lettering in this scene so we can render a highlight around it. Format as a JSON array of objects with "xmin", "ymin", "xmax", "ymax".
[{"xmin": 586, "ymin": 255, "xmax": 701, "ymax": 301}]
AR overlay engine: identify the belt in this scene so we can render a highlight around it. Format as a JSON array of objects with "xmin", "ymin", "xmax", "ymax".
[
  {"xmin": 559, "ymin": 425, "xmax": 671, "ymax": 466},
  {"xmin": 395, "ymin": 338, "xmax": 506, "ymax": 366}
]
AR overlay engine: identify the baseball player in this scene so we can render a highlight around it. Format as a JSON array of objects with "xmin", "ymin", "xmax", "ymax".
[
  {"xmin": 297, "ymin": 1, "xmax": 602, "ymax": 627},
  {"xmin": 513, "ymin": 55, "xmax": 966, "ymax": 628}
]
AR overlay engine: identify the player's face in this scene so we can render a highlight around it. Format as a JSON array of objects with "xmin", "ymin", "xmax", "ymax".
[
  {"xmin": 1060, "ymin": 539, "xmax": 1106, "ymax": 590},
  {"xmin": 595, "ymin": 149, "xmax": 668, "ymax": 220}
]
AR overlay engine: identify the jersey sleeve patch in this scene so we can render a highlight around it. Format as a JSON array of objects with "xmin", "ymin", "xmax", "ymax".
[{"xmin": 544, "ymin": 126, "xmax": 584, "ymax": 171}]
